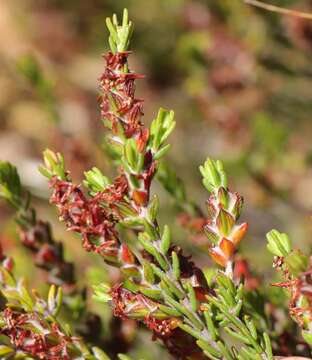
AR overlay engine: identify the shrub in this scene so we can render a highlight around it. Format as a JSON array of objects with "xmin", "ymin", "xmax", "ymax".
[{"xmin": 0, "ymin": 9, "xmax": 311, "ymax": 360}]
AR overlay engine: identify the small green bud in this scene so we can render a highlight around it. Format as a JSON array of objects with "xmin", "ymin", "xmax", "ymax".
[
  {"xmin": 48, "ymin": 285, "xmax": 63, "ymax": 317},
  {"xmin": 171, "ymin": 251, "xmax": 180, "ymax": 280},
  {"xmin": 148, "ymin": 195, "xmax": 159, "ymax": 221},
  {"xmin": 199, "ymin": 158, "xmax": 228, "ymax": 193},
  {"xmin": 160, "ymin": 225, "xmax": 171, "ymax": 254},
  {"xmin": 39, "ymin": 149, "xmax": 66, "ymax": 180},
  {"xmin": 84, "ymin": 167, "xmax": 109, "ymax": 193},
  {"xmin": 93, "ymin": 283, "xmax": 112, "ymax": 303},
  {"xmin": 0, "ymin": 161, "xmax": 22, "ymax": 206},
  {"xmin": 149, "ymin": 108, "xmax": 175, "ymax": 153},
  {"xmin": 106, "ymin": 9, "xmax": 134, "ymax": 53}
]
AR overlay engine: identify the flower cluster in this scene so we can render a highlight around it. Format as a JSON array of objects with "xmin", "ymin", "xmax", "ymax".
[
  {"xmin": 200, "ymin": 159, "xmax": 248, "ymax": 276},
  {"xmin": 158, "ymin": 158, "xmax": 249, "ymax": 279},
  {"xmin": 49, "ymin": 175, "xmax": 125, "ymax": 263}
]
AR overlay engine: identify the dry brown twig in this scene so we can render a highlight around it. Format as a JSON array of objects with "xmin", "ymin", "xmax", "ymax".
[{"xmin": 244, "ymin": 0, "xmax": 312, "ymax": 20}]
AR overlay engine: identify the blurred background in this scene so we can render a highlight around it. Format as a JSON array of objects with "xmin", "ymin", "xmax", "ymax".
[{"xmin": 1, "ymin": 0, "xmax": 312, "ymax": 358}]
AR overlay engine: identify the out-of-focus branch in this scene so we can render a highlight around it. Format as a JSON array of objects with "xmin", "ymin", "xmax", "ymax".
[{"xmin": 245, "ymin": 0, "xmax": 312, "ymax": 20}]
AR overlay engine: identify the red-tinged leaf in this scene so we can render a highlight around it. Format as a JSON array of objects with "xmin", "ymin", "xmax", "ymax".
[
  {"xmin": 218, "ymin": 187, "xmax": 229, "ymax": 209},
  {"xmin": 231, "ymin": 222, "xmax": 248, "ymax": 246},
  {"xmin": 194, "ymin": 287, "xmax": 207, "ymax": 302},
  {"xmin": 35, "ymin": 244, "xmax": 57, "ymax": 265},
  {"xmin": 219, "ymin": 238, "xmax": 235, "ymax": 259},
  {"xmin": 204, "ymin": 225, "xmax": 219, "ymax": 245},
  {"xmin": 136, "ymin": 128, "xmax": 149, "ymax": 153},
  {"xmin": 232, "ymin": 193, "xmax": 243, "ymax": 219},
  {"xmin": 206, "ymin": 197, "xmax": 217, "ymax": 218},
  {"xmin": 132, "ymin": 189, "xmax": 148, "ymax": 206},
  {"xmin": 121, "ymin": 265, "xmax": 140, "ymax": 278},
  {"xmin": 209, "ymin": 247, "xmax": 227, "ymax": 267}
]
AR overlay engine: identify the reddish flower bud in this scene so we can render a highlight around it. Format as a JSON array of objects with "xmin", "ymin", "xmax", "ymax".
[
  {"xmin": 136, "ymin": 128, "xmax": 149, "ymax": 153},
  {"xmin": 121, "ymin": 244, "xmax": 135, "ymax": 264},
  {"xmin": 35, "ymin": 244, "xmax": 57, "ymax": 265},
  {"xmin": 132, "ymin": 189, "xmax": 148, "ymax": 206}
]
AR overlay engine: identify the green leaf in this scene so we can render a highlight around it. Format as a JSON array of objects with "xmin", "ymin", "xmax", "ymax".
[
  {"xmin": 123, "ymin": 138, "xmax": 144, "ymax": 173},
  {"xmin": 160, "ymin": 225, "xmax": 171, "ymax": 254},
  {"xmin": 178, "ymin": 323, "xmax": 203, "ymax": 340},
  {"xmin": 106, "ymin": 9, "xmax": 134, "ymax": 53},
  {"xmin": 203, "ymin": 268, "xmax": 217, "ymax": 287},
  {"xmin": 216, "ymin": 209, "xmax": 234, "ymax": 237},
  {"xmin": 203, "ymin": 227, "xmax": 219, "ymax": 245},
  {"xmin": 40, "ymin": 149, "xmax": 66, "ymax": 180},
  {"xmin": 171, "ymin": 251, "xmax": 180, "ymax": 280},
  {"xmin": 218, "ymin": 187, "xmax": 229, "ymax": 209},
  {"xmin": 0, "ymin": 161, "xmax": 22, "ymax": 206},
  {"xmin": 93, "ymin": 283, "xmax": 112, "ymax": 303},
  {"xmin": 196, "ymin": 340, "xmax": 221, "ymax": 358},
  {"xmin": 0, "ymin": 345, "xmax": 14, "ymax": 356},
  {"xmin": 92, "ymin": 347, "xmax": 111, "ymax": 360},
  {"xmin": 199, "ymin": 158, "xmax": 227, "ymax": 193},
  {"xmin": 48, "ymin": 285, "xmax": 62, "ymax": 316},
  {"xmin": 186, "ymin": 282, "xmax": 197, "ymax": 312},
  {"xmin": 263, "ymin": 333, "xmax": 273, "ymax": 360},
  {"xmin": 118, "ymin": 354, "xmax": 133, "ymax": 360},
  {"xmin": 124, "ymin": 138, "xmax": 137, "ymax": 170},
  {"xmin": 284, "ymin": 249, "xmax": 309, "ymax": 276},
  {"xmin": 302, "ymin": 330, "xmax": 312, "ymax": 347},
  {"xmin": 244, "ymin": 316, "xmax": 257, "ymax": 340},
  {"xmin": 83, "ymin": 167, "xmax": 110, "ymax": 194},
  {"xmin": 266, "ymin": 229, "xmax": 292, "ymax": 257},
  {"xmin": 138, "ymin": 233, "xmax": 168, "ymax": 271},
  {"xmin": 143, "ymin": 261, "xmax": 155, "ymax": 284},
  {"xmin": 147, "ymin": 195, "xmax": 159, "ymax": 221},
  {"xmin": 140, "ymin": 287, "xmax": 162, "ymax": 300},
  {"xmin": 158, "ymin": 304, "xmax": 181, "ymax": 317},
  {"xmin": 150, "ymin": 108, "xmax": 175, "ymax": 152},
  {"xmin": 203, "ymin": 306, "xmax": 218, "ymax": 341},
  {"xmin": 153, "ymin": 144, "xmax": 171, "ymax": 160}
]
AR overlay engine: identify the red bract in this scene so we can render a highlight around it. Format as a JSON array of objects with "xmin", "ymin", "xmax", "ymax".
[
  {"xmin": 110, "ymin": 285, "xmax": 179, "ymax": 338},
  {"xmin": 273, "ymin": 256, "xmax": 312, "ymax": 327},
  {"xmin": 99, "ymin": 51, "xmax": 158, "ymax": 207},
  {"xmin": 48, "ymin": 175, "xmax": 139, "ymax": 271},
  {"xmin": 100, "ymin": 52, "xmax": 144, "ymax": 138},
  {"xmin": 49, "ymin": 176, "xmax": 122, "ymax": 263}
]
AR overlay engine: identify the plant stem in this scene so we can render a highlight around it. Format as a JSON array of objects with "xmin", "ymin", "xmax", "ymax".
[{"xmin": 244, "ymin": 0, "xmax": 312, "ymax": 20}]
